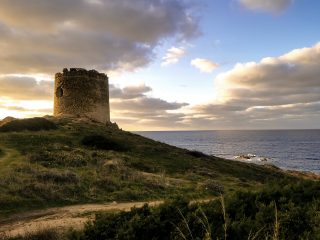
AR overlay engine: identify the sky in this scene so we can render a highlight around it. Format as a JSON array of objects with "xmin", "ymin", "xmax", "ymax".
[{"xmin": 0, "ymin": 0, "xmax": 320, "ymax": 130}]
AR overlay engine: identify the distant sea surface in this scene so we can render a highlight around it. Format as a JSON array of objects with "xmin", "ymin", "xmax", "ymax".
[{"xmin": 136, "ymin": 130, "xmax": 320, "ymax": 174}]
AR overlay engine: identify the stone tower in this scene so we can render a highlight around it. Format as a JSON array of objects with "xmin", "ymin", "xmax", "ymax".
[{"xmin": 54, "ymin": 68, "xmax": 110, "ymax": 124}]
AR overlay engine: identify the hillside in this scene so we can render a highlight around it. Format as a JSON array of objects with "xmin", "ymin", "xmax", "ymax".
[{"xmin": 0, "ymin": 116, "xmax": 300, "ymax": 218}]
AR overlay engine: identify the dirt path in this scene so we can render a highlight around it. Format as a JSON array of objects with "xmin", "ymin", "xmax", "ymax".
[{"xmin": 0, "ymin": 200, "xmax": 163, "ymax": 237}]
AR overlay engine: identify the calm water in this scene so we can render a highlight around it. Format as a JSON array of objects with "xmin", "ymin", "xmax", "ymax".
[{"xmin": 136, "ymin": 130, "xmax": 320, "ymax": 173}]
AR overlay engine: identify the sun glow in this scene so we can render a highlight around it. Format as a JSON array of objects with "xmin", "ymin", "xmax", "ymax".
[{"xmin": 0, "ymin": 99, "xmax": 52, "ymax": 119}]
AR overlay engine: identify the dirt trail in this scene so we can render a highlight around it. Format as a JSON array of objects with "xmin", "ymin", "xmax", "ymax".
[{"xmin": 0, "ymin": 200, "xmax": 163, "ymax": 237}]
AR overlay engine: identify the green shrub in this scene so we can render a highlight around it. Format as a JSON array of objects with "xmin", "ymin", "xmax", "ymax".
[
  {"xmin": 203, "ymin": 180, "xmax": 224, "ymax": 194},
  {"xmin": 83, "ymin": 198, "xmax": 189, "ymax": 240},
  {"xmin": 17, "ymin": 182, "xmax": 61, "ymax": 201},
  {"xmin": 80, "ymin": 180, "xmax": 320, "ymax": 240},
  {"xmin": 36, "ymin": 170, "xmax": 79, "ymax": 184},
  {"xmin": 0, "ymin": 118, "xmax": 57, "ymax": 132},
  {"xmin": 81, "ymin": 135, "xmax": 127, "ymax": 151},
  {"xmin": 95, "ymin": 177, "xmax": 120, "ymax": 192},
  {"xmin": 28, "ymin": 150, "xmax": 89, "ymax": 168},
  {"xmin": 187, "ymin": 150, "xmax": 209, "ymax": 158}
]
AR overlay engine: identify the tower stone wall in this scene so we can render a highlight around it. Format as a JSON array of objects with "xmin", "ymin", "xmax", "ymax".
[{"xmin": 54, "ymin": 68, "xmax": 110, "ymax": 124}]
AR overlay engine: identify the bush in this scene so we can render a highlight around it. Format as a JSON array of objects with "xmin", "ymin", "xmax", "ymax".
[
  {"xmin": 203, "ymin": 180, "xmax": 224, "ymax": 194},
  {"xmin": 83, "ymin": 197, "xmax": 189, "ymax": 240},
  {"xmin": 95, "ymin": 177, "xmax": 120, "ymax": 192},
  {"xmin": 81, "ymin": 135, "xmax": 127, "ymax": 151},
  {"xmin": 80, "ymin": 180, "xmax": 320, "ymax": 240},
  {"xmin": 28, "ymin": 150, "xmax": 89, "ymax": 168},
  {"xmin": 187, "ymin": 150, "xmax": 209, "ymax": 158},
  {"xmin": 36, "ymin": 170, "xmax": 79, "ymax": 184},
  {"xmin": 17, "ymin": 182, "xmax": 60, "ymax": 201},
  {"xmin": 0, "ymin": 118, "xmax": 57, "ymax": 132}
]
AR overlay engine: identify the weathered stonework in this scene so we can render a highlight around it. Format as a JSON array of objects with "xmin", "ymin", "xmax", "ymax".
[{"xmin": 54, "ymin": 68, "xmax": 110, "ymax": 124}]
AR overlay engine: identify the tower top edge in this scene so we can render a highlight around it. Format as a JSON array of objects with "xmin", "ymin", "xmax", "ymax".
[{"xmin": 55, "ymin": 68, "xmax": 108, "ymax": 79}]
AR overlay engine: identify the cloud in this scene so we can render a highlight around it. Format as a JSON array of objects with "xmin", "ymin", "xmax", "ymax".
[
  {"xmin": 0, "ymin": 75, "xmax": 53, "ymax": 118},
  {"xmin": 239, "ymin": 0, "xmax": 293, "ymax": 13},
  {"xmin": 110, "ymin": 84, "xmax": 188, "ymax": 130},
  {"xmin": 0, "ymin": 0, "xmax": 199, "ymax": 74},
  {"xmin": 161, "ymin": 47, "xmax": 186, "ymax": 66},
  {"xmin": 187, "ymin": 42, "xmax": 320, "ymax": 129},
  {"xmin": 215, "ymin": 43, "xmax": 320, "ymax": 105},
  {"xmin": 110, "ymin": 84, "xmax": 152, "ymax": 99},
  {"xmin": 0, "ymin": 103, "xmax": 51, "ymax": 114},
  {"xmin": 0, "ymin": 98, "xmax": 53, "ymax": 119},
  {"xmin": 112, "ymin": 98, "xmax": 187, "ymax": 113},
  {"xmin": 2, "ymin": 43, "xmax": 320, "ymax": 130},
  {"xmin": 0, "ymin": 76, "xmax": 53, "ymax": 100},
  {"xmin": 0, "ymin": 75, "xmax": 188, "ymax": 130},
  {"xmin": 190, "ymin": 58, "xmax": 218, "ymax": 73}
]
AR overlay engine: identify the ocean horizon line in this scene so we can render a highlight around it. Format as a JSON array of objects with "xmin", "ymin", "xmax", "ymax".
[{"xmin": 135, "ymin": 128, "xmax": 320, "ymax": 132}]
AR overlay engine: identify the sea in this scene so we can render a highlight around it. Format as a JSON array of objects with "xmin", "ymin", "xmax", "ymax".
[{"xmin": 136, "ymin": 130, "xmax": 320, "ymax": 174}]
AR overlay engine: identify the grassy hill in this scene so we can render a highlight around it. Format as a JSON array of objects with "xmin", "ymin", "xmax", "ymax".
[{"xmin": 0, "ymin": 117, "xmax": 302, "ymax": 217}]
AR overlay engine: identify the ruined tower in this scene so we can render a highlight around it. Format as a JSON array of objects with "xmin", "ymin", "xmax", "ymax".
[{"xmin": 54, "ymin": 68, "xmax": 110, "ymax": 124}]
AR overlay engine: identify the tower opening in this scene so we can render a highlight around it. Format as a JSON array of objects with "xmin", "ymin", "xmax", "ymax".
[{"xmin": 56, "ymin": 87, "xmax": 63, "ymax": 98}]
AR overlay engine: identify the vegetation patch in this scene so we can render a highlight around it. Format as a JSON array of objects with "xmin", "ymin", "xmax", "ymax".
[
  {"xmin": 36, "ymin": 170, "xmax": 79, "ymax": 184},
  {"xmin": 27, "ymin": 150, "xmax": 90, "ymax": 168},
  {"xmin": 82, "ymin": 180, "xmax": 319, "ymax": 240},
  {"xmin": 81, "ymin": 134, "xmax": 128, "ymax": 151},
  {"xmin": 187, "ymin": 150, "xmax": 210, "ymax": 158},
  {"xmin": 0, "ymin": 117, "xmax": 310, "ymax": 218},
  {"xmin": 7, "ymin": 180, "xmax": 318, "ymax": 240},
  {"xmin": 0, "ymin": 118, "xmax": 57, "ymax": 132}
]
